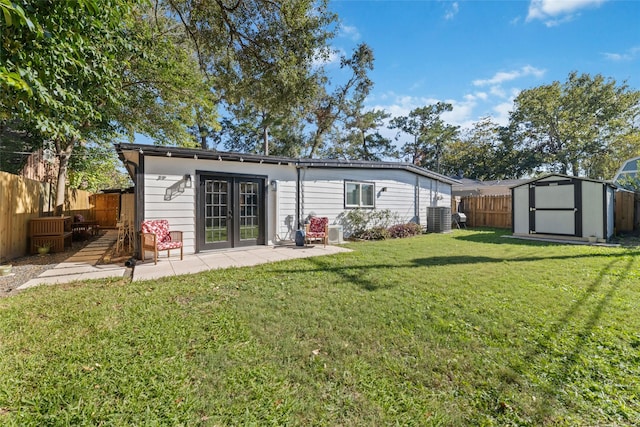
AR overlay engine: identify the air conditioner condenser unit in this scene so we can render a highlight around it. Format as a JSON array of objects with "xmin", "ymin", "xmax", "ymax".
[{"xmin": 328, "ymin": 225, "xmax": 344, "ymax": 244}]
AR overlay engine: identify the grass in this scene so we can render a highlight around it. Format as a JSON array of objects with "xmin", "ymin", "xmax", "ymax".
[{"xmin": 1, "ymin": 229, "xmax": 639, "ymax": 425}]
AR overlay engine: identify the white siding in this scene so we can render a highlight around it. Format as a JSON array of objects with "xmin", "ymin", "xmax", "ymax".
[
  {"xmin": 581, "ymin": 181, "xmax": 605, "ymax": 239},
  {"xmin": 606, "ymin": 187, "xmax": 615, "ymax": 239},
  {"xmin": 513, "ymin": 185, "xmax": 529, "ymax": 235},
  {"xmin": 272, "ymin": 179, "xmax": 297, "ymax": 242},
  {"xmin": 143, "ymin": 158, "xmax": 197, "ymax": 252},
  {"xmin": 141, "ymin": 155, "xmax": 454, "ymax": 249},
  {"xmin": 299, "ymin": 168, "xmax": 451, "ymax": 236}
]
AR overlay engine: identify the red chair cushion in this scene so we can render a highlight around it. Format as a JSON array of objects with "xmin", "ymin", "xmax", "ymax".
[
  {"xmin": 308, "ymin": 217, "xmax": 328, "ymax": 237},
  {"xmin": 141, "ymin": 220, "xmax": 171, "ymax": 242},
  {"xmin": 157, "ymin": 241, "xmax": 183, "ymax": 250}
]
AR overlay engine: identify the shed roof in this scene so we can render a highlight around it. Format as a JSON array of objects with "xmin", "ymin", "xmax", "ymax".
[
  {"xmin": 510, "ymin": 173, "xmax": 616, "ymax": 189},
  {"xmin": 115, "ymin": 143, "xmax": 460, "ymax": 185}
]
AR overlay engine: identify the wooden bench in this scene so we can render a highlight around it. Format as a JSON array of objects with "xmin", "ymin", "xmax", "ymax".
[{"xmin": 29, "ymin": 216, "xmax": 73, "ymax": 254}]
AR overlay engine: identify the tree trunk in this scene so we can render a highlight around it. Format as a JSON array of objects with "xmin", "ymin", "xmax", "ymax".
[
  {"xmin": 571, "ymin": 161, "xmax": 580, "ymax": 177},
  {"xmin": 54, "ymin": 141, "xmax": 75, "ymax": 216},
  {"xmin": 198, "ymin": 123, "xmax": 208, "ymax": 150},
  {"xmin": 263, "ymin": 126, "xmax": 269, "ymax": 156}
]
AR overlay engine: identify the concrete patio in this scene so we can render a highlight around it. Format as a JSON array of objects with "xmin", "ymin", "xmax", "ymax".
[
  {"xmin": 14, "ymin": 230, "xmax": 351, "ymax": 290},
  {"xmin": 17, "ymin": 230, "xmax": 127, "ymax": 290},
  {"xmin": 133, "ymin": 244, "xmax": 351, "ymax": 282}
]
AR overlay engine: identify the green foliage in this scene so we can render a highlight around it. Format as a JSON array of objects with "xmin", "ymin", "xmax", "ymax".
[
  {"xmin": 341, "ymin": 208, "xmax": 423, "ymax": 240},
  {"xmin": 117, "ymin": 2, "xmax": 219, "ymax": 148},
  {"xmin": 614, "ymin": 173, "xmax": 640, "ymax": 192},
  {"xmin": 390, "ymin": 102, "xmax": 459, "ymax": 172},
  {"xmin": 341, "ymin": 208, "xmax": 400, "ymax": 238},
  {"xmin": 387, "ymin": 222, "xmax": 423, "ymax": 238},
  {"xmin": 169, "ymin": 0, "xmax": 337, "ymax": 154},
  {"xmin": 333, "ymin": 109, "xmax": 398, "ymax": 161},
  {"xmin": 1, "ymin": 231, "xmax": 639, "ymax": 425},
  {"xmin": 508, "ymin": 71, "xmax": 640, "ymax": 178},
  {"xmin": 67, "ymin": 144, "xmax": 131, "ymax": 192}
]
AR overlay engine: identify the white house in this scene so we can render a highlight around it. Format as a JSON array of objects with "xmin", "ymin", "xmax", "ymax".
[
  {"xmin": 511, "ymin": 174, "xmax": 615, "ymax": 242},
  {"xmin": 116, "ymin": 143, "xmax": 458, "ymax": 255}
]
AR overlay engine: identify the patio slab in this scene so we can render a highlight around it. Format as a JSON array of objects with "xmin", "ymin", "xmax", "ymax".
[
  {"xmin": 132, "ymin": 244, "xmax": 351, "ymax": 282},
  {"xmin": 17, "ymin": 230, "xmax": 125, "ymax": 290}
]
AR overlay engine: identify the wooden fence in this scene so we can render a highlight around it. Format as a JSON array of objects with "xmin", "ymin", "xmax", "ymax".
[
  {"xmin": 453, "ymin": 191, "xmax": 638, "ymax": 232},
  {"xmin": 614, "ymin": 190, "xmax": 637, "ymax": 233},
  {"xmin": 1, "ymin": 172, "xmax": 93, "ymax": 263},
  {"xmin": 453, "ymin": 195, "xmax": 512, "ymax": 229}
]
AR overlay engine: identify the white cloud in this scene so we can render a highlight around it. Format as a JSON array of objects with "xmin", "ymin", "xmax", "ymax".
[
  {"xmin": 311, "ymin": 47, "xmax": 342, "ymax": 68},
  {"xmin": 526, "ymin": 0, "xmax": 607, "ymax": 25},
  {"xmin": 489, "ymin": 86, "xmax": 506, "ymax": 98},
  {"xmin": 603, "ymin": 46, "xmax": 640, "ymax": 62},
  {"xmin": 493, "ymin": 102, "xmax": 515, "ymax": 126},
  {"xmin": 444, "ymin": 2, "xmax": 459, "ymax": 20},
  {"xmin": 339, "ymin": 24, "xmax": 361, "ymax": 41},
  {"xmin": 473, "ymin": 65, "xmax": 545, "ymax": 87}
]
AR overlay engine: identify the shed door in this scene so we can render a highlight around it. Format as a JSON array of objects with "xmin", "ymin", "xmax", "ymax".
[
  {"xmin": 529, "ymin": 179, "xmax": 581, "ymax": 236},
  {"xmin": 197, "ymin": 174, "xmax": 265, "ymax": 251}
]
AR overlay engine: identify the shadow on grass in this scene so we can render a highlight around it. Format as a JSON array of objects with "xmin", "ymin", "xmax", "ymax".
[
  {"xmin": 511, "ymin": 255, "xmax": 635, "ymax": 422},
  {"xmin": 274, "ymin": 250, "xmax": 635, "ymax": 292},
  {"xmin": 454, "ymin": 228, "xmax": 562, "ymax": 246}
]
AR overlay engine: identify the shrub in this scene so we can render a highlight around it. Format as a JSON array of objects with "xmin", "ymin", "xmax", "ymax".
[
  {"xmin": 359, "ymin": 226, "xmax": 390, "ymax": 240},
  {"xmin": 388, "ymin": 222, "xmax": 423, "ymax": 238},
  {"xmin": 342, "ymin": 208, "xmax": 400, "ymax": 237}
]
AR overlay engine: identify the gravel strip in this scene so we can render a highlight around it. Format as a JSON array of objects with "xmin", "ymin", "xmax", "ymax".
[{"xmin": 0, "ymin": 233, "xmax": 119, "ymax": 298}]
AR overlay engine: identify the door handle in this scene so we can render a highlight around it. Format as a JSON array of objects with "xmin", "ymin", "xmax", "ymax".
[{"xmin": 227, "ymin": 210, "xmax": 233, "ymax": 219}]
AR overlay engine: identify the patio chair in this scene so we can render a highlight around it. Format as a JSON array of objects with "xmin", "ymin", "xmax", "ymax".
[
  {"xmin": 305, "ymin": 216, "xmax": 329, "ymax": 247},
  {"xmin": 140, "ymin": 219, "xmax": 183, "ymax": 264}
]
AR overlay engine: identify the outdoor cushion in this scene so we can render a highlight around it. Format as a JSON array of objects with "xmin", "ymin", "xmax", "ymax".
[
  {"xmin": 141, "ymin": 219, "xmax": 171, "ymax": 242},
  {"xmin": 140, "ymin": 219, "xmax": 183, "ymax": 264},
  {"xmin": 157, "ymin": 240, "xmax": 183, "ymax": 250},
  {"xmin": 307, "ymin": 216, "xmax": 328, "ymax": 237}
]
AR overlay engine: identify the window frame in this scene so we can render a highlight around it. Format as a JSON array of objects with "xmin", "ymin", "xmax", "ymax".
[{"xmin": 344, "ymin": 180, "xmax": 376, "ymax": 208}]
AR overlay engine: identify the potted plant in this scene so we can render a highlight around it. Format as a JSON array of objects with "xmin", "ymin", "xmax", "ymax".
[
  {"xmin": 36, "ymin": 242, "xmax": 52, "ymax": 255},
  {"xmin": 0, "ymin": 264, "xmax": 12, "ymax": 276}
]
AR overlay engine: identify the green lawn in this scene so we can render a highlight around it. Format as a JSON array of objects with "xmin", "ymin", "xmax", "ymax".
[{"xmin": 1, "ymin": 229, "xmax": 639, "ymax": 426}]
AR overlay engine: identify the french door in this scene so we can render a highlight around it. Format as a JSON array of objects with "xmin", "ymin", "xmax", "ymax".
[{"xmin": 197, "ymin": 174, "xmax": 265, "ymax": 251}]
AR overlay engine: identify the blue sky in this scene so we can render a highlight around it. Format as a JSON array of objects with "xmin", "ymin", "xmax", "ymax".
[{"xmin": 325, "ymin": 0, "xmax": 640, "ymax": 130}]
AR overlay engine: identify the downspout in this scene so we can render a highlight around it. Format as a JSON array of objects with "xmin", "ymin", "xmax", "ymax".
[
  {"xmin": 134, "ymin": 153, "xmax": 145, "ymax": 258},
  {"xmin": 296, "ymin": 166, "xmax": 301, "ymax": 230},
  {"xmin": 415, "ymin": 175, "xmax": 420, "ymax": 224}
]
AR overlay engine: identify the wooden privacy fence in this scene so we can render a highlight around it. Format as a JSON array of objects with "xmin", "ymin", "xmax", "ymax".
[
  {"xmin": 454, "ymin": 195, "xmax": 512, "ymax": 229},
  {"xmin": 453, "ymin": 191, "xmax": 638, "ymax": 232},
  {"xmin": 614, "ymin": 190, "xmax": 638, "ymax": 233},
  {"xmin": 1, "ymin": 172, "xmax": 93, "ymax": 263}
]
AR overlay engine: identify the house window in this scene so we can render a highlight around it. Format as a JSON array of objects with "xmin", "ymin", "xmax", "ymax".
[{"xmin": 345, "ymin": 181, "xmax": 375, "ymax": 208}]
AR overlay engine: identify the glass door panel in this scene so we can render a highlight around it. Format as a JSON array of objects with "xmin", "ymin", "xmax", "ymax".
[{"xmin": 198, "ymin": 175, "xmax": 264, "ymax": 251}]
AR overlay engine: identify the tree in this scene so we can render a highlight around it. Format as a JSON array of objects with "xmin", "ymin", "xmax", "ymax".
[
  {"xmin": 1, "ymin": 0, "xmax": 133, "ymax": 213},
  {"xmin": 331, "ymin": 109, "xmax": 396, "ymax": 161},
  {"xmin": 167, "ymin": 0, "xmax": 337, "ymax": 155},
  {"xmin": 68, "ymin": 144, "xmax": 131, "ymax": 192},
  {"xmin": 117, "ymin": 2, "xmax": 219, "ymax": 148},
  {"xmin": 508, "ymin": 71, "xmax": 640, "ymax": 178},
  {"xmin": 306, "ymin": 43, "xmax": 375, "ymax": 158},
  {"xmin": 441, "ymin": 117, "xmax": 499, "ymax": 179},
  {"xmin": 390, "ymin": 102, "xmax": 459, "ymax": 172}
]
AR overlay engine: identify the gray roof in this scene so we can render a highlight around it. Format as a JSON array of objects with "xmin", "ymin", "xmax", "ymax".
[
  {"xmin": 510, "ymin": 173, "xmax": 616, "ymax": 189},
  {"xmin": 115, "ymin": 143, "xmax": 460, "ymax": 185}
]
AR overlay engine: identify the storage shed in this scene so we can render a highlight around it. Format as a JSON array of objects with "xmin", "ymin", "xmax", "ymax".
[{"xmin": 511, "ymin": 174, "xmax": 615, "ymax": 242}]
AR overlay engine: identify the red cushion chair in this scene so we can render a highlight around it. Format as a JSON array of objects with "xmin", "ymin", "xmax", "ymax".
[
  {"xmin": 305, "ymin": 216, "xmax": 329, "ymax": 247},
  {"xmin": 140, "ymin": 220, "xmax": 183, "ymax": 264}
]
